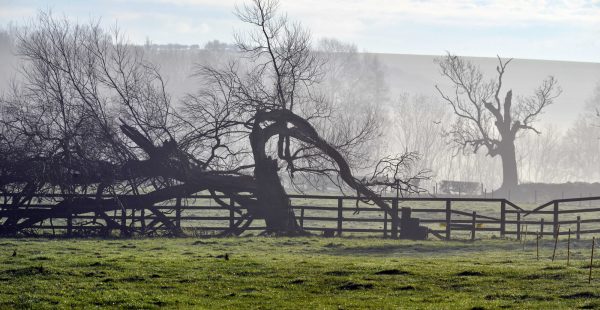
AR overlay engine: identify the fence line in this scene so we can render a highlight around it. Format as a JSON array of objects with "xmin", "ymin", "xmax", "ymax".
[{"xmin": 1, "ymin": 193, "xmax": 600, "ymax": 239}]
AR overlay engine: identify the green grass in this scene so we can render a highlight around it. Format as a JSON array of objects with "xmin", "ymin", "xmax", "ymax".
[{"xmin": 1, "ymin": 237, "xmax": 600, "ymax": 309}]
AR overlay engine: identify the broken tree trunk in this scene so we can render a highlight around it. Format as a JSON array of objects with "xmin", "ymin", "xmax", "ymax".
[
  {"xmin": 250, "ymin": 116, "xmax": 301, "ymax": 235},
  {"xmin": 251, "ymin": 110, "xmax": 394, "ymax": 230}
]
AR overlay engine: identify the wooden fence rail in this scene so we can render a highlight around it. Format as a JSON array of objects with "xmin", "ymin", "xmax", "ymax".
[{"xmin": 2, "ymin": 193, "xmax": 600, "ymax": 239}]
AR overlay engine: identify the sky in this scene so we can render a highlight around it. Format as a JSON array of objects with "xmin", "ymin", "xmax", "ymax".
[{"xmin": 0, "ymin": 0, "xmax": 599, "ymax": 63}]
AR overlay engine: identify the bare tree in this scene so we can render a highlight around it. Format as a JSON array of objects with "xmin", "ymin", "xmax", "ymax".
[
  {"xmin": 1, "ymin": 3, "xmax": 426, "ymax": 236},
  {"xmin": 189, "ymin": 0, "xmax": 367, "ymax": 233},
  {"xmin": 0, "ymin": 12, "xmax": 196, "ymax": 235},
  {"xmin": 436, "ymin": 54, "xmax": 561, "ymax": 191},
  {"xmin": 190, "ymin": 0, "xmax": 427, "ymax": 234}
]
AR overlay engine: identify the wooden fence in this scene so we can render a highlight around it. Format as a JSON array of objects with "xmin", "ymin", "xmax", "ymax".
[
  {"xmin": 522, "ymin": 196, "xmax": 600, "ymax": 239},
  {"xmin": 2, "ymin": 193, "xmax": 600, "ymax": 239}
]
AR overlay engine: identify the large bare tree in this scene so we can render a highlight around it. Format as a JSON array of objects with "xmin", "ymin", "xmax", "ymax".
[
  {"xmin": 188, "ymin": 0, "xmax": 408, "ymax": 234},
  {"xmin": 436, "ymin": 54, "xmax": 561, "ymax": 191},
  {"xmin": 0, "ymin": 12, "xmax": 220, "ymax": 235},
  {"xmin": 1, "ymin": 2, "xmax": 426, "ymax": 236}
]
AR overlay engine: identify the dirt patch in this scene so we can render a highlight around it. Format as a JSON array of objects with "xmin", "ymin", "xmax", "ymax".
[
  {"xmin": 524, "ymin": 273, "xmax": 565, "ymax": 280},
  {"xmin": 580, "ymin": 264, "xmax": 600, "ymax": 269},
  {"xmin": 394, "ymin": 285, "xmax": 416, "ymax": 291},
  {"xmin": 84, "ymin": 271, "xmax": 106, "ymax": 277},
  {"xmin": 338, "ymin": 282, "xmax": 374, "ymax": 290},
  {"xmin": 240, "ymin": 288, "xmax": 257, "ymax": 293},
  {"xmin": 2, "ymin": 266, "xmax": 50, "ymax": 276},
  {"xmin": 193, "ymin": 240, "xmax": 217, "ymax": 245},
  {"xmin": 542, "ymin": 266, "xmax": 565, "ymax": 270},
  {"xmin": 374, "ymin": 269, "xmax": 410, "ymax": 275},
  {"xmin": 485, "ymin": 293, "xmax": 553, "ymax": 301},
  {"xmin": 456, "ymin": 271, "xmax": 484, "ymax": 276},
  {"xmin": 178, "ymin": 278, "xmax": 196, "ymax": 283},
  {"xmin": 277, "ymin": 241, "xmax": 300, "ymax": 246},
  {"xmin": 561, "ymin": 292, "xmax": 598, "ymax": 299},
  {"xmin": 121, "ymin": 275, "xmax": 145, "ymax": 282}
]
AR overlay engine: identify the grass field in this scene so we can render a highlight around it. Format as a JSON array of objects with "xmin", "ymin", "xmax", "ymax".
[{"xmin": 1, "ymin": 237, "xmax": 600, "ymax": 309}]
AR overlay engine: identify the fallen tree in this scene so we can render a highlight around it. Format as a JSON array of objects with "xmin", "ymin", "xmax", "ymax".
[{"xmin": 0, "ymin": 1, "xmax": 428, "ymax": 236}]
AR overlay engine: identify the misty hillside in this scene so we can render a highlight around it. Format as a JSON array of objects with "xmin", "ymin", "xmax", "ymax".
[
  {"xmin": 378, "ymin": 53, "xmax": 600, "ymax": 127},
  {"xmin": 147, "ymin": 51, "xmax": 600, "ymax": 128},
  {"xmin": 2, "ymin": 36, "xmax": 600, "ymax": 189},
  {"xmin": 139, "ymin": 51, "xmax": 600, "ymax": 128},
  {"xmin": 2, "ymin": 38, "xmax": 598, "ymax": 128}
]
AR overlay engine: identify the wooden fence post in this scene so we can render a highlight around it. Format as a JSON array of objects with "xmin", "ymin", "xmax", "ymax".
[
  {"xmin": 540, "ymin": 218, "xmax": 544, "ymax": 239},
  {"xmin": 552, "ymin": 225, "xmax": 560, "ymax": 262},
  {"xmin": 516, "ymin": 212, "xmax": 521, "ymax": 240},
  {"xmin": 67, "ymin": 213, "xmax": 73, "ymax": 237},
  {"xmin": 391, "ymin": 199, "xmax": 399, "ymax": 239},
  {"xmin": 131, "ymin": 208, "xmax": 136, "ymax": 229},
  {"xmin": 140, "ymin": 208, "xmax": 146, "ymax": 235},
  {"xmin": 567, "ymin": 228, "xmax": 571, "ymax": 266},
  {"xmin": 445, "ymin": 200, "xmax": 451, "ymax": 240},
  {"xmin": 577, "ymin": 216, "xmax": 581, "ymax": 241},
  {"xmin": 175, "ymin": 197, "xmax": 182, "ymax": 231},
  {"xmin": 120, "ymin": 208, "xmax": 127, "ymax": 237},
  {"xmin": 229, "ymin": 199, "xmax": 235, "ymax": 230},
  {"xmin": 299, "ymin": 207, "xmax": 304, "ymax": 229},
  {"xmin": 500, "ymin": 201, "xmax": 506, "ymax": 238},
  {"xmin": 553, "ymin": 201, "xmax": 559, "ymax": 238},
  {"xmin": 50, "ymin": 218, "xmax": 56, "ymax": 236},
  {"xmin": 337, "ymin": 198, "xmax": 343, "ymax": 237},
  {"xmin": 523, "ymin": 225, "xmax": 528, "ymax": 250},
  {"xmin": 536, "ymin": 231, "xmax": 539, "ymax": 260},
  {"xmin": 383, "ymin": 209, "xmax": 388, "ymax": 238},
  {"xmin": 589, "ymin": 237, "xmax": 595, "ymax": 283},
  {"xmin": 471, "ymin": 211, "xmax": 476, "ymax": 241}
]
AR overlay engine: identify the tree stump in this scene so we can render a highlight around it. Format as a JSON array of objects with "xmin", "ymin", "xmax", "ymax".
[{"xmin": 399, "ymin": 207, "xmax": 428, "ymax": 240}]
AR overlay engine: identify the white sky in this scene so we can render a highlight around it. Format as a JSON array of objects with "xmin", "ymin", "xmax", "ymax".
[{"xmin": 1, "ymin": 0, "xmax": 599, "ymax": 62}]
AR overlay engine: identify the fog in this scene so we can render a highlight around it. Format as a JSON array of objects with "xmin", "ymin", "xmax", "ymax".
[
  {"xmin": 1, "ymin": 29, "xmax": 600, "ymax": 193},
  {"xmin": 381, "ymin": 54, "xmax": 600, "ymax": 128},
  {"xmin": 139, "ymin": 45, "xmax": 600, "ymax": 189}
]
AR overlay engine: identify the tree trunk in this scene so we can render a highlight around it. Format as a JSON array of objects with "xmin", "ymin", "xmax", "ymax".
[
  {"xmin": 499, "ymin": 141, "xmax": 519, "ymax": 191},
  {"xmin": 249, "ymin": 119, "xmax": 300, "ymax": 235},
  {"xmin": 253, "ymin": 156, "xmax": 299, "ymax": 234},
  {"xmin": 253, "ymin": 109, "xmax": 395, "ymax": 224}
]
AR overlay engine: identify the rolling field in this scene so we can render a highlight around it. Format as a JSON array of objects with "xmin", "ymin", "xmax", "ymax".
[{"xmin": 1, "ymin": 237, "xmax": 600, "ymax": 309}]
